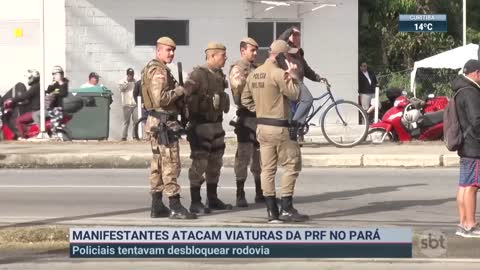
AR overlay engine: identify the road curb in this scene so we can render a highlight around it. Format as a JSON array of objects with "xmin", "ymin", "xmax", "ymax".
[
  {"xmin": 362, "ymin": 154, "xmax": 442, "ymax": 167},
  {"xmin": 442, "ymin": 154, "xmax": 460, "ymax": 167},
  {"xmin": 303, "ymin": 154, "xmax": 363, "ymax": 167},
  {"xmin": 0, "ymin": 153, "xmax": 460, "ymax": 168}
]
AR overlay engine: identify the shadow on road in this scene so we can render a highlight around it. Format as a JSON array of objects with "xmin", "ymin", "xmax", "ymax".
[
  {"xmin": 206, "ymin": 183, "xmax": 428, "ymax": 217},
  {"xmin": 310, "ymin": 197, "xmax": 455, "ymax": 219},
  {"xmin": 0, "ymin": 184, "xmax": 427, "ymax": 228},
  {"xmin": 0, "ymin": 208, "xmax": 149, "ymax": 229},
  {"xmin": 0, "ymin": 184, "xmax": 456, "ymax": 264}
]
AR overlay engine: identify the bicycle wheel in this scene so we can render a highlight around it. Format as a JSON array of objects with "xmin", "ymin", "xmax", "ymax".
[
  {"xmin": 55, "ymin": 129, "xmax": 72, "ymax": 142},
  {"xmin": 133, "ymin": 116, "xmax": 147, "ymax": 141},
  {"xmin": 320, "ymin": 100, "xmax": 369, "ymax": 147}
]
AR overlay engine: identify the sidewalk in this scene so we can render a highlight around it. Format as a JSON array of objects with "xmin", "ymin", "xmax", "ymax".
[{"xmin": 0, "ymin": 139, "xmax": 459, "ymax": 168}]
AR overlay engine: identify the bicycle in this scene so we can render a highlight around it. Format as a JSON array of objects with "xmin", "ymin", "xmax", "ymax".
[{"xmin": 298, "ymin": 80, "xmax": 369, "ymax": 148}]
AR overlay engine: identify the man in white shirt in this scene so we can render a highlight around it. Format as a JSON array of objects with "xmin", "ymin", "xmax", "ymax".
[
  {"xmin": 118, "ymin": 68, "xmax": 138, "ymax": 141},
  {"xmin": 80, "ymin": 72, "xmax": 101, "ymax": 88},
  {"xmin": 358, "ymin": 62, "xmax": 378, "ymax": 111}
]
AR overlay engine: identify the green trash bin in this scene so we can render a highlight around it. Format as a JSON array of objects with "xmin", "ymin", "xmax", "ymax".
[{"xmin": 66, "ymin": 86, "xmax": 113, "ymax": 140}]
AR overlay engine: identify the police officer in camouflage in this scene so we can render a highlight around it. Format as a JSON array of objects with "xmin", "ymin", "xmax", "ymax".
[
  {"xmin": 185, "ymin": 42, "xmax": 232, "ymax": 214},
  {"xmin": 229, "ymin": 37, "xmax": 264, "ymax": 207},
  {"xmin": 141, "ymin": 36, "xmax": 196, "ymax": 220},
  {"xmin": 241, "ymin": 40, "xmax": 309, "ymax": 223}
]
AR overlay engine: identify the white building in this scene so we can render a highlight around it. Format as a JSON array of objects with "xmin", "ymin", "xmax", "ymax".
[{"xmin": 0, "ymin": 0, "xmax": 358, "ymax": 139}]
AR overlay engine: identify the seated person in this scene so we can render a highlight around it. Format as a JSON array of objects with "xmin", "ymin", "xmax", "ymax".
[
  {"xmin": 32, "ymin": 66, "xmax": 69, "ymax": 127},
  {"xmin": 8, "ymin": 70, "xmax": 41, "ymax": 139},
  {"xmin": 277, "ymin": 27, "xmax": 325, "ymax": 134}
]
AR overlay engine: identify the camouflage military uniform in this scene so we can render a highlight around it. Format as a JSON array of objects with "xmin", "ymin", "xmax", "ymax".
[
  {"xmin": 141, "ymin": 36, "xmax": 196, "ymax": 220},
  {"xmin": 185, "ymin": 42, "xmax": 232, "ymax": 213},
  {"xmin": 229, "ymin": 57, "xmax": 263, "ymax": 207},
  {"xmin": 142, "ymin": 59, "xmax": 182, "ymax": 197}
]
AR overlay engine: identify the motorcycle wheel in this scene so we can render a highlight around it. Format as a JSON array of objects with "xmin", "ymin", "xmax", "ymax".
[
  {"xmin": 55, "ymin": 130, "xmax": 72, "ymax": 142},
  {"xmin": 367, "ymin": 128, "xmax": 395, "ymax": 144}
]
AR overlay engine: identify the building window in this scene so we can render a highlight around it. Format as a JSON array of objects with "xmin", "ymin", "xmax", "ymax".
[
  {"xmin": 248, "ymin": 21, "xmax": 301, "ymax": 63},
  {"xmin": 135, "ymin": 20, "xmax": 189, "ymax": 46},
  {"xmin": 248, "ymin": 22, "xmax": 274, "ymax": 47}
]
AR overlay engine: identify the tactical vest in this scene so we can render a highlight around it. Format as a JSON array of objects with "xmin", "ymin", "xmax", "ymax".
[
  {"xmin": 141, "ymin": 59, "xmax": 176, "ymax": 110},
  {"xmin": 230, "ymin": 60, "xmax": 256, "ymax": 117},
  {"xmin": 187, "ymin": 66, "xmax": 229, "ymax": 123}
]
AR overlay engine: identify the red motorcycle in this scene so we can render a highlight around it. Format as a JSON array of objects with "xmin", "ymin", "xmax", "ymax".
[
  {"xmin": 1, "ymin": 96, "xmax": 83, "ymax": 141},
  {"xmin": 368, "ymin": 94, "xmax": 448, "ymax": 144}
]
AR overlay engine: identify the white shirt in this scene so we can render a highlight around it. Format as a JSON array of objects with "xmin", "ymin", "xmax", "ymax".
[
  {"xmin": 362, "ymin": 71, "xmax": 372, "ymax": 85},
  {"xmin": 80, "ymin": 82, "xmax": 102, "ymax": 88},
  {"xmin": 118, "ymin": 79, "xmax": 136, "ymax": 107}
]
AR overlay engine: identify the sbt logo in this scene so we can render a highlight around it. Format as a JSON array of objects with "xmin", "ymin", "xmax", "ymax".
[{"xmin": 418, "ymin": 230, "xmax": 447, "ymax": 257}]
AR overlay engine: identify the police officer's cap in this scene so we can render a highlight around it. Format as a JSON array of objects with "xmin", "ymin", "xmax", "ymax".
[
  {"xmin": 205, "ymin": 42, "xmax": 226, "ymax": 53},
  {"xmin": 269, "ymin": 40, "xmax": 298, "ymax": 54},
  {"xmin": 241, "ymin": 37, "xmax": 259, "ymax": 48},
  {"xmin": 157, "ymin": 37, "xmax": 176, "ymax": 48}
]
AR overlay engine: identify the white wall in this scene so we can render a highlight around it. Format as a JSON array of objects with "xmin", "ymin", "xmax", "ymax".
[
  {"xmin": 0, "ymin": 0, "xmax": 66, "ymax": 94},
  {"xmin": 301, "ymin": 1, "xmax": 358, "ymax": 104},
  {"xmin": 250, "ymin": 1, "xmax": 359, "ymax": 124},
  {"xmin": 65, "ymin": 0, "xmax": 358, "ymax": 139},
  {"xmin": 65, "ymin": 0, "xmax": 248, "ymax": 139}
]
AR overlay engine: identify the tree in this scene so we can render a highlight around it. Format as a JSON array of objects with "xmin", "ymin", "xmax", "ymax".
[
  {"xmin": 467, "ymin": 0, "xmax": 480, "ymax": 43},
  {"xmin": 359, "ymin": 0, "xmax": 463, "ymax": 72}
]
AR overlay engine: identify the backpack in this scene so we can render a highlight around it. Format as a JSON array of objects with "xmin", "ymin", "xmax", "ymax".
[{"xmin": 443, "ymin": 87, "xmax": 471, "ymax": 151}]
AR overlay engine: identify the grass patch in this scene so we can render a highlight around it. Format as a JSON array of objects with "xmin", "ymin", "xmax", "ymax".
[
  {"xmin": 0, "ymin": 226, "xmax": 69, "ymax": 244},
  {"xmin": 0, "ymin": 241, "xmax": 69, "ymax": 252}
]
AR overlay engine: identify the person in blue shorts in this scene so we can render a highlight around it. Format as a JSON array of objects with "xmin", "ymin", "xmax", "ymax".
[{"xmin": 452, "ymin": 59, "xmax": 480, "ymax": 238}]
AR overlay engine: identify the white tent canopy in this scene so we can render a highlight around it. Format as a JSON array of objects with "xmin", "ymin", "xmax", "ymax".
[{"xmin": 410, "ymin": 43, "xmax": 479, "ymax": 96}]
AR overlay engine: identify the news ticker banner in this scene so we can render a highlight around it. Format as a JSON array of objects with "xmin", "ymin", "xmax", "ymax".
[
  {"xmin": 399, "ymin": 14, "xmax": 447, "ymax": 32},
  {"xmin": 70, "ymin": 227, "xmax": 412, "ymax": 258}
]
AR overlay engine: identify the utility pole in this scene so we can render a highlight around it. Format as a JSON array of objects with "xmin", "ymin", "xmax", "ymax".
[{"xmin": 463, "ymin": 0, "xmax": 467, "ymax": 46}]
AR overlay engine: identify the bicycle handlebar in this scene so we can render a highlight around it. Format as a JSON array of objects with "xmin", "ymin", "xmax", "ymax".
[{"xmin": 321, "ymin": 78, "xmax": 331, "ymax": 88}]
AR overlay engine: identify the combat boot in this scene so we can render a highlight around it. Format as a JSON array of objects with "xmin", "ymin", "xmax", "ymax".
[
  {"xmin": 189, "ymin": 187, "xmax": 211, "ymax": 214},
  {"xmin": 150, "ymin": 192, "xmax": 170, "ymax": 218},
  {"xmin": 265, "ymin": 196, "xmax": 282, "ymax": 223},
  {"xmin": 254, "ymin": 177, "xmax": 265, "ymax": 203},
  {"xmin": 168, "ymin": 194, "xmax": 197, "ymax": 219},
  {"xmin": 206, "ymin": 183, "xmax": 233, "ymax": 210},
  {"xmin": 279, "ymin": 196, "xmax": 309, "ymax": 222},
  {"xmin": 236, "ymin": 180, "xmax": 248, "ymax": 208}
]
